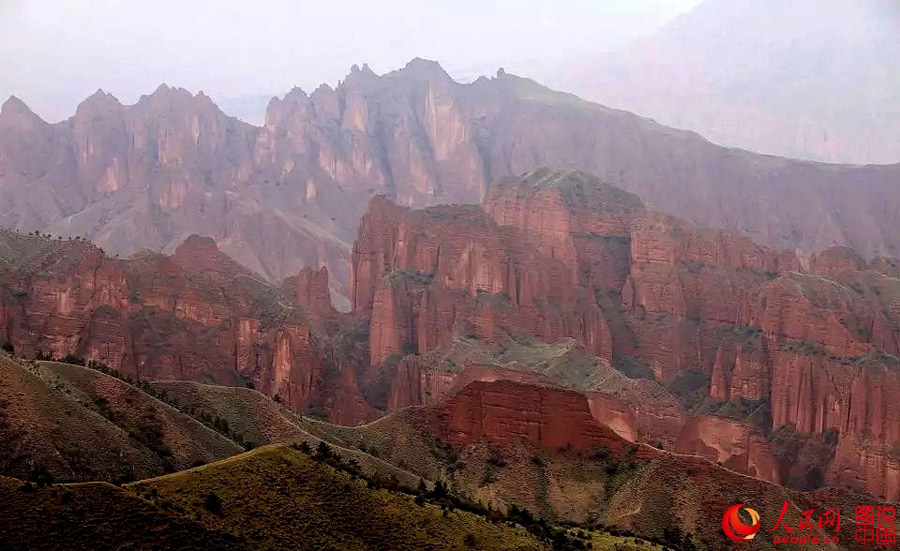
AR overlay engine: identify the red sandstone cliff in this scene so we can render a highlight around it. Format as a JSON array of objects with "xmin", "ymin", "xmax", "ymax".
[
  {"xmin": 436, "ymin": 379, "xmax": 634, "ymax": 456},
  {"xmin": 353, "ymin": 187, "xmax": 614, "ymax": 365},
  {"xmin": 0, "ymin": 229, "xmax": 372, "ymax": 424},
  {"xmin": 352, "ymin": 170, "xmax": 900, "ymax": 501},
  {"xmin": 3, "ymin": 60, "xmax": 900, "ymax": 312},
  {"xmin": 674, "ymin": 414, "xmax": 780, "ymax": 484}
]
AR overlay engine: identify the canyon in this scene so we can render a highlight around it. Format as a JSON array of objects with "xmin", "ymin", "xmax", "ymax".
[
  {"xmin": 352, "ymin": 168, "xmax": 900, "ymax": 502},
  {"xmin": 2, "ymin": 59, "xmax": 900, "ymax": 313},
  {"xmin": 1, "ymin": 166, "xmax": 898, "ymax": 509}
]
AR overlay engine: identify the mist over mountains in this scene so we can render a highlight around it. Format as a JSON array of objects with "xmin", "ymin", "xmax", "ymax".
[{"xmin": 542, "ymin": 0, "xmax": 900, "ymax": 164}]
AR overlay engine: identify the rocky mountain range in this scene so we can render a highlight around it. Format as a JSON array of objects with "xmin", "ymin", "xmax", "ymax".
[
  {"xmin": 2, "ymin": 58, "xmax": 899, "ymax": 312},
  {"xmin": 2, "ymin": 167, "xmax": 898, "ymax": 516}
]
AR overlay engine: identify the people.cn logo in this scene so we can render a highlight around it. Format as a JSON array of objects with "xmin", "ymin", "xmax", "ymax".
[{"xmin": 723, "ymin": 504, "xmax": 762, "ymax": 542}]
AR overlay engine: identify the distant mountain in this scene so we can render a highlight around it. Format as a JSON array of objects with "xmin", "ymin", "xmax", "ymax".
[
  {"xmin": 544, "ymin": 0, "xmax": 900, "ymax": 164},
  {"xmin": 1, "ymin": 57, "xmax": 899, "ymax": 312}
]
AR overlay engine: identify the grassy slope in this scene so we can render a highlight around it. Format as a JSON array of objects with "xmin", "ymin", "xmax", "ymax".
[
  {"xmin": 35, "ymin": 361, "xmax": 243, "ymax": 471},
  {"xmin": 151, "ymin": 377, "xmax": 841, "ymax": 549},
  {"xmin": 0, "ymin": 476, "xmax": 242, "ymax": 551},
  {"xmin": 1, "ymin": 357, "xmax": 854, "ymax": 550},
  {"xmin": 152, "ymin": 380, "xmax": 424, "ymax": 487},
  {"xmin": 304, "ymin": 406, "xmax": 848, "ymax": 551},
  {"xmin": 0, "ymin": 354, "xmax": 163, "ymax": 482},
  {"xmin": 130, "ymin": 444, "xmax": 547, "ymax": 551}
]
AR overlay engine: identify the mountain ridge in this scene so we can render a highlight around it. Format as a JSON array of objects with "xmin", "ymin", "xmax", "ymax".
[{"xmin": 2, "ymin": 58, "xmax": 899, "ymax": 312}]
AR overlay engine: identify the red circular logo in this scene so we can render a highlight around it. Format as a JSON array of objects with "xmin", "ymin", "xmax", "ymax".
[{"xmin": 722, "ymin": 504, "xmax": 761, "ymax": 542}]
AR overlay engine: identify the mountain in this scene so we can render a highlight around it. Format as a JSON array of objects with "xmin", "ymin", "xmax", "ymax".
[
  {"xmin": 2, "ymin": 167, "xmax": 898, "ymax": 504},
  {"xmin": 350, "ymin": 168, "xmax": 900, "ymax": 503},
  {"xmin": 0, "ymin": 227, "xmax": 375, "ymax": 424},
  {"xmin": 2, "ymin": 59, "xmax": 899, "ymax": 312},
  {"xmin": 544, "ymin": 0, "xmax": 900, "ymax": 164}
]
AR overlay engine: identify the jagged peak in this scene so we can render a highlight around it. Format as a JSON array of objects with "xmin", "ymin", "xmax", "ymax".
[
  {"xmin": 0, "ymin": 95, "xmax": 46, "ymax": 127},
  {"xmin": 343, "ymin": 62, "xmax": 378, "ymax": 86},
  {"xmin": 284, "ymin": 87, "xmax": 309, "ymax": 101},
  {"xmin": 141, "ymin": 83, "xmax": 196, "ymax": 104},
  {"xmin": 75, "ymin": 88, "xmax": 122, "ymax": 113},
  {"xmin": 2, "ymin": 95, "xmax": 33, "ymax": 116},
  {"xmin": 171, "ymin": 234, "xmax": 248, "ymax": 276},
  {"xmin": 313, "ymin": 83, "xmax": 334, "ymax": 95},
  {"xmin": 176, "ymin": 233, "xmax": 219, "ymax": 253}
]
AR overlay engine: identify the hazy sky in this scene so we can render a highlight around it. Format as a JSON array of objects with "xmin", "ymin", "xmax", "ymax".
[{"xmin": 0, "ymin": 0, "xmax": 703, "ymax": 122}]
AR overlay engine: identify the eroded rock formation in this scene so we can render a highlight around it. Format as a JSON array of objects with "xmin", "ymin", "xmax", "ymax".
[
  {"xmin": 351, "ymin": 170, "xmax": 900, "ymax": 501},
  {"xmin": 0, "ymin": 229, "xmax": 372, "ymax": 424},
  {"xmin": 3, "ymin": 59, "xmax": 900, "ymax": 310}
]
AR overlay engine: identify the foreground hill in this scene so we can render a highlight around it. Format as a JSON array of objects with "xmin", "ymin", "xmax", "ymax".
[
  {"xmin": 0, "ymin": 352, "xmax": 875, "ymax": 550},
  {"xmin": 1, "ymin": 445, "xmax": 555, "ymax": 551},
  {"xmin": 2, "ymin": 58, "xmax": 899, "ymax": 309},
  {"xmin": 0, "ymin": 475, "xmax": 243, "ymax": 551},
  {"xmin": 0, "ymin": 353, "xmax": 163, "ymax": 482},
  {"xmin": 0, "ymin": 353, "xmax": 242, "ymax": 483},
  {"xmin": 130, "ymin": 445, "xmax": 548, "ymax": 551}
]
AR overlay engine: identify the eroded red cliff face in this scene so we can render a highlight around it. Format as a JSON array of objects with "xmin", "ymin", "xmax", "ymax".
[
  {"xmin": 354, "ymin": 186, "xmax": 615, "ymax": 365},
  {"xmin": 5, "ymin": 59, "xmax": 899, "ymax": 310},
  {"xmin": 0, "ymin": 230, "xmax": 372, "ymax": 424},
  {"xmin": 674, "ymin": 414, "xmax": 780, "ymax": 484},
  {"xmin": 352, "ymin": 170, "xmax": 900, "ymax": 501},
  {"xmin": 437, "ymin": 380, "xmax": 633, "ymax": 455}
]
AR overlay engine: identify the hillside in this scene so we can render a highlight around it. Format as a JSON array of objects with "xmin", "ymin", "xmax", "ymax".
[
  {"xmin": 34, "ymin": 361, "xmax": 243, "ymax": 471},
  {"xmin": 151, "ymin": 380, "xmax": 424, "ymax": 488},
  {"xmin": 130, "ymin": 444, "xmax": 548, "ymax": 551},
  {"xmin": 0, "ymin": 476, "xmax": 242, "ymax": 551},
  {"xmin": 0, "ymin": 353, "xmax": 163, "ymax": 482}
]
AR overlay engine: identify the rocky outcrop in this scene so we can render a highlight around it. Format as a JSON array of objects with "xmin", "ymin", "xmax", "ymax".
[
  {"xmin": 0, "ymin": 230, "xmax": 371, "ymax": 424},
  {"xmin": 353, "ymin": 183, "xmax": 616, "ymax": 364},
  {"xmin": 809, "ymin": 246, "xmax": 866, "ymax": 280},
  {"xmin": 674, "ymin": 415, "xmax": 780, "ymax": 483},
  {"xmin": 766, "ymin": 349, "xmax": 900, "ymax": 500},
  {"xmin": 740, "ymin": 272, "xmax": 898, "ymax": 357},
  {"xmin": 437, "ymin": 380, "xmax": 634, "ymax": 455},
  {"xmin": 354, "ymin": 169, "xmax": 900, "ymax": 501}
]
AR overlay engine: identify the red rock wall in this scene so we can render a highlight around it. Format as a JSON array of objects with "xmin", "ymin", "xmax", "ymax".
[
  {"xmin": 353, "ymin": 174, "xmax": 900, "ymax": 501},
  {"xmin": 439, "ymin": 380, "xmax": 630, "ymax": 455},
  {"xmin": 674, "ymin": 415, "xmax": 780, "ymax": 484},
  {"xmin": 353, "ymin": 190, "xmax": 615, "ymax": 364},
  {"xmin": 0, "ymin": 233, "xmax": 372, "ymax": 425}
]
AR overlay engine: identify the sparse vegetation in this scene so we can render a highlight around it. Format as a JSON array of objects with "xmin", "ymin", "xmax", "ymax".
[{"xmin": 612, "ymin": 356, "xmax": 655, "ymax": 380}]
